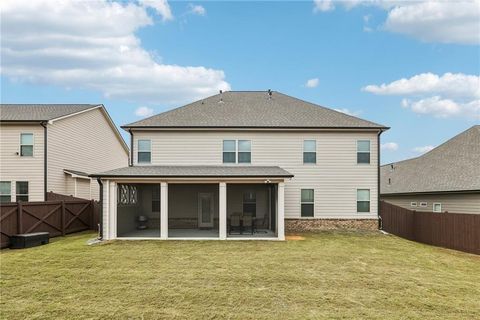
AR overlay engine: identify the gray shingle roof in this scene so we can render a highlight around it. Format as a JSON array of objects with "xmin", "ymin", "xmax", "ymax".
[
  {"xmin": 123, "ymin": 91, "xmax": 387, "ymax": 129},
  {"xmin": 381, "ymin": 125, "xmax": 480, "ymax": 194},
  {"xmin": 90, "ymin": 165, "xmax": 294, "ymax": 178},
  {"xmin": 0, "ymin": 104, "xmax": 99, "ymax": 121},
  {"xmin": 64, "ymin": 169, "xmax": 90, "ymax": 177}
]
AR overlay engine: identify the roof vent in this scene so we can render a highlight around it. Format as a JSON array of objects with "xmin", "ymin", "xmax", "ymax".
[
  {"xmin": 218, "ymin": 90, "xmax": 224, "ymax": 104},
  {"xmin": 267, "ymin": 89, "xmax": 272, "ymax": 99},
  {"xmin": 390, "ymin": 164, "xmax": 395, "ymax": 171},
  {"xmin": 388, "ymin": 178, "xmax": 391, "ymax": 185}
]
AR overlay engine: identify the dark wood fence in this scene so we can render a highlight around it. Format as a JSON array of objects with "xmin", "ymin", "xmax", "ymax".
[
  {"xmin": 0, "ymin": 198, "xmax": 100, "ymax": 249},
  {"xmin": 380, "ymin": 201, "xmax": 480, "ymax": 255}
]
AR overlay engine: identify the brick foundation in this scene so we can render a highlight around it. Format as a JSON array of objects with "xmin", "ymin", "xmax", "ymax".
[{"xmin": 285, "ymin": 218, "xmax": 378, "ymax": 232}]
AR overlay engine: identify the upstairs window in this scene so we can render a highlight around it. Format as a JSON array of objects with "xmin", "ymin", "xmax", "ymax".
[
  {"xmin": 16, "ymin": 181, "xmax": 29, "ymax": 202},
  {"xmin": 357, "ymin": 140, "xmax": 370, "ymax": 164},
  {"xmin": 223, "ymin": 140, "xmax": 251, "ymax": 164},
  {"xmin": 433, "ymin": 203, "xmax": 442, "ymax": 213},
  {"xmin": 0, "ymin": 182, "xmax": 11, "ymax": 203},
  {"xmin": 301, "ymin": 189, "xmax": 314, "ymax": 217},
  {"xmin": 357, "ymin": 189, "xmax": 370, "ymax": 213},
  {"xmin": 20, "ymin": 133, "xmax": 33, "ymax": 157},
  {"xmin": 303, "ymin": 140, "xmax": 316, "ymax": 164},
  {"xmin": 238, "ymin": 140, "xmax": 251, "ymax": 163},
  {"xmin": 223, "ymin": 140, "xmax": 236, "ymax": 163},
  {"xmin": 138, "ymin": 140, "xmax": 151, "ymax": 163}
]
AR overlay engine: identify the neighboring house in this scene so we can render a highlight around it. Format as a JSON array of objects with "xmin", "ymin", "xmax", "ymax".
[
  {"xmin": 91, "ymin": 91, "xmax": 388, "ymax": 240},
  {"xmin": 0, "ymin": 104, "xmax": 129, "ymax": 202},
  {"xmin": 381, "ymin": 125, "xmax": 480, "ymax": 214}
]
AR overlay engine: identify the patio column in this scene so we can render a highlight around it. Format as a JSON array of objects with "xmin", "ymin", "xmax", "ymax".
[
  {"xmin": 277, "ymin": 182, "xmax": 285, "ymax": 240},
  {"xmin": 102, "ymin": 180, "xmax": 110, "ymax": 240},
  {"xmin": 219, "ymin": 182, "xmax": 227, "ymax": 240},
  {"xmin": 109, "ymin": 181, "xmax": 117, "ymax": 239},
  {"xmin": 160, "ymin": 182, "xmax": 168, "ymax": 239}
]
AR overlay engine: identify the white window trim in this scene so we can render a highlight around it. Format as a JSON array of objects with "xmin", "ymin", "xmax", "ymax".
[
  {"xmin": 356, "ymin": 140, "xmax": 371, "ymax": 165},
  {"xmin": 19, "ymin": 133, "xmax": 34, "ymax": 157},
  {"xmin": 300, "ymin": 188, "xmax": 315, "ymax": 217},
  {"xmin": 0, "ymin": 181, "xmax": 12, "ymax": 202},
  {"xmin": 15, "ymin": 181, "xmax": 29, "ymax": 202},
  {"xmin": 433, "ymin": 203, "xmax": 442, "ymax": 213},
  {"xmin": 419, "ymin": 202, "xmax": 428, "ymax": 207},
  {"xmin": 356, "ymin": 189, "xmax": 371, "ymax": 213},
  {"xmin": 223, "ymin": 139, "xmax": 251, "ymax": 164},
  {"xmin": 137, "ymin": 139, "xmax": 151, "ymax": 164},
  {"xmin": 303, "ymin": 139, "xmax": 317, "ymax": 165}
]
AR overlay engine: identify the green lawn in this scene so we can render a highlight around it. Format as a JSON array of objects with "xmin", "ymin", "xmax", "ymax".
[{"xmin": 1, "ymin": 232, "xmax": 479, "ymax": 320}]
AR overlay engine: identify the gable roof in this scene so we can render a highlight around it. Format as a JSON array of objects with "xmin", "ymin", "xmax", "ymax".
[
  {"xmin": 0, "ymin": 104, "xmax": 98, "ymax": 122},
  {"xmin": 122, "ymin": 91, "xmax": 388, "ymax": 130},
  {"xmin": 0, "ymin": 104, "xmax": 129, "ymax": 154},
  {"xmin": 381, "ymin": 125, "xmax": 480, "ymax": 195}
]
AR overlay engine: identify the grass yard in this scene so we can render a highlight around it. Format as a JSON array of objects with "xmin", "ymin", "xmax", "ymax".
[{"xmin": 1, "ymin": 231, "xmax": 479, "ymax": 319}]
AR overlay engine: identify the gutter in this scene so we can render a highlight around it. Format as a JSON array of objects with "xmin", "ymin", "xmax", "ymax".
[
  {"xmin": 377, "ymin": 129, "xmax": 383, "ymax": 230},
  {"xmin": 128, "ymin": 129, "xmax": 133, "ymax": 167},
  {"xmin": 40, "ymin": 122, "xmax": 48, "ymax": 200},
  {"xmin": 96, "ymin": 178, "xmax": 103, "ymax": 240}
]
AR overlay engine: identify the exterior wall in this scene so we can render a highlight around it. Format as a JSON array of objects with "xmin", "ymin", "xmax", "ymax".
[
  {"xmin": 0, "ymin": 124, "xmax": 45, "ymax": 201},
  {"xmin": 381, "ymin": 193, "xmax": 480, "ymax": 215},
  {"xmin": 65, "ymin": 176, "xmax": 91, "ymax": 199},
  {"xmin": 48, "ymin": 108, "xmax": 128, "ymax": 200},
  {"xmin": 132, "ymin": 130, "xmax": 379, "ymax": 220}
]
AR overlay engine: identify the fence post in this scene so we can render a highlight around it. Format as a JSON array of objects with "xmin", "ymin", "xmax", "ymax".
[
  {"xmin": 17, "ymin": 202, "xmax": 23, "ymax": 234},
  {"xmin": 61, "ymin": 201, "xmax": 66, "ymax": 236}
]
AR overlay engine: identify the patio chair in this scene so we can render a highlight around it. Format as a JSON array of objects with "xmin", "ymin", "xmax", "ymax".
[
  {"xmin": 242, "ymin": 212, "xmax": 254, "ymax": 235},
  {"xmin": 229, "ymin": 212, "xmax": 242, "ymax": 234}
]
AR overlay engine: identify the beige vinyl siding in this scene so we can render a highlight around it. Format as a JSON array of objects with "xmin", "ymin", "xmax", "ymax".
[
  {"xmin": 0, "ymin": 124, "xmax": 45, "ymax": 201},
  {"xmin": 48, "ymin": 108, "xmax": 128, "ymax": 200},
  {"xmin": 381, "ymin": 193, "xmax": 480, "ymax": 215},
  {"xmin": 132, "ymin": 130, "xmax": 379, "ymax": 219}
]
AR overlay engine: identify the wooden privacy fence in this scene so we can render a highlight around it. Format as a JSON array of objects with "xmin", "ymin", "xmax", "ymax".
[
  {"xmin": 0, "ymin": 199, "xmax": 100, "ymax": 249},
  {"xmin": 380, "ymin": 201, "xmax": 480, "ymax": 255}
]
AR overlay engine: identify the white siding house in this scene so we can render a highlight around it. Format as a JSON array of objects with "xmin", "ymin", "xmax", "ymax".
[
  {"xmin": 93, "ymin": 91, "xmax": 388, "ymax": 241},
  {"xmin": 0, "ymin": 104, "xmax": 129, "ymax": 202}
]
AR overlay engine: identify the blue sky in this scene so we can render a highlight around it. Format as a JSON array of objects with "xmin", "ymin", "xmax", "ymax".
[{"xmin": 1, "ymin": 0, "xmax": 479, "ymax": 164}]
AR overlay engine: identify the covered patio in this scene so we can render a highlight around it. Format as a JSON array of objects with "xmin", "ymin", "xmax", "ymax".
[{"xmin": 92, "ymin": 166, "xmax": 293, "ymax": 240}]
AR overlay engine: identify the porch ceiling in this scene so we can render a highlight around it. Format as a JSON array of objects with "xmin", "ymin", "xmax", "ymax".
[{"xmin": 90, "ymin": 165, "xmax": 293, "ymax": 179}]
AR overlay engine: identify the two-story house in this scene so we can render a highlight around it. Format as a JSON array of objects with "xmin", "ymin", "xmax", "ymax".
[
  {"xmin": 92, "ymin": 91, "xmax": 388, "ymax": 240},
  {"xmin": 0, "ymin": 104, "xmax": 129, "ymax": 202}
]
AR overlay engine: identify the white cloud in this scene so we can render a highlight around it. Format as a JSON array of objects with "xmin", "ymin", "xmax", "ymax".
[
  {"xmin": 0, "ymin": 0, "xmax": 230, "ymax": 105},
  {"xmin": 381, "ymin": 142, "xmax": 399, "ymax": 151},
  {"xmin": 413, "ymin": 145, "xmax": 435, "ymax": 154},
  {"xmin": 313, "ymin": 0, "xmax": 335, "ymax": 12},
  {"xmin": 402, "ymin": 96, "xmax": 480, "ymax": 119},
  {"xmin": 188, "ymin": 3, "xmax": 206, "ymax": 16},
  {"xmin": 139, "ymin": 0, "xmax": 173, "ymax": 22},
  {"xmin": 334, "ymin": 108, "xmax": 361, "ymax": 116},
  {"xmin": 364, "ymin": 73, "xmax": 480, "ymax": 119},
  {"xmin": 363, "ymin": 73, "xmax": 480, "ymax": 99},
  {"xmin": 313, "ymin": 0, "xmax": 480, "ymax": 45},
  {"xmin": 135, "ymin": 106, "xmax": 154, "ymax": 117},
  {"xmin": 305, "ymin": 78, "xmax": 319, "ymax": 88}
]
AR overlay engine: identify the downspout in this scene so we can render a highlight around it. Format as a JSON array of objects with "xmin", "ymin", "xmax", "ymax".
[
  {"xmin": 96, "ymin": 178, "xmax": 103, "ymax": 239},
  {"xmin": 128, "ymin": 129, "xmax": 133, "ymax": 167},
  {"xmin": 377, "ymin": 129, "xmax": 383, "ymax": 230},
  {"xmin": 40, "ymin": 122, "xmax": 48, "ymax": 200}
]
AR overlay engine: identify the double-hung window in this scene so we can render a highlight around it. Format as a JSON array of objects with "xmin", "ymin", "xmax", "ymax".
[
  {"xmin": 243, "ymin": 191, "xmax": 256, "ymax": 216},
  {"xmin": 433, "ymin": 203, "xmax": 442, "ymax": 213},
  {"xmin": 20, "ymin": 133, "xmax": 33, "ymax": 157},
  {"xmin": 301, "ymin": 189, "xmax": 314, "ymax": 217},
  {"xmin": 357, "ymin": 189, "xmax": 370, "ymax": 213},
  {"xmin": 357, "ymin": 140, "xmax": 370, "ymax": 164},
  {"xmin": 223, "ymin": 140, "xmax": 251, "ymax": 164},
  {"xmin": 238, "ymin": 140, "xmax": 251, "ymax": 163},
  {"xmin": 138, "ymin": 140, "xmax": 151, "ymax": 163},
  {"xmin": 0, "ymin": 182, "xmax": 11, "ymax": 203},
  {"xmin": 303, "ymin": 140, "xmax": 316, "ymax": 164},
  {"xmin": 16, "ymin": 181, "xmax": 29, "ymax": 202}
]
